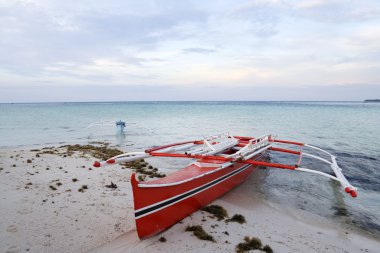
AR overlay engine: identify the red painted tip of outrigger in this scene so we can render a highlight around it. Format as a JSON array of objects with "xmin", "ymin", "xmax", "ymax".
[
  {"xmin": 106, "ymin": 159, "xmax": 116, "ymax": 164},
  {"xmin": 93, "ymin": 161, "xmax": 101, "ymax": 167},
  {"xmin": 345, "ymin": 187, "xmax": 358, "ymax": 198}
]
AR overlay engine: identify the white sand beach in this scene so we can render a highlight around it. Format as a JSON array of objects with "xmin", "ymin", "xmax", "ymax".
[{"xmin": 1, "ymin": 145, "xmax": 379, "ymax": 253}]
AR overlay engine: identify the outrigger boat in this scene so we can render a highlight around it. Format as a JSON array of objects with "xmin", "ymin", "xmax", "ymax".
[{"xmin": 93, "ymin": 133, "xmax": 357, "ymax": 239}]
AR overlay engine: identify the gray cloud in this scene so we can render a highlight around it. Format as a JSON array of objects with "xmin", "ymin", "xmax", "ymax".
[
  {"xmin": 227, "ymin": 0, "xmax": 286, "ymax": 37},
  {"xmin": 0, "ymin": 0, "xmax": 209, "ymax": 75},
  {"xmin": 0, "ymin": 0, "xmax": 379, "ymax": 102}
]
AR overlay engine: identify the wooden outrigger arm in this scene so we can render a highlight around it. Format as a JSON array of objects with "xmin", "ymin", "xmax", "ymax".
[{"xmin": 93, "ymin": 133, "xmax": 358, "ymax": 198}]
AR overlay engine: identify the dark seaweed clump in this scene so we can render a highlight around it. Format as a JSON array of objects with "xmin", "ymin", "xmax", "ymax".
[
  {"xmin": 185, "ymin": 225, "xmax": 215, "ymax": 242},
  {"xmin": 227, "ymin": 214, "xmax": 246, "ymax": 224},
  {"xmin": 49, "ymin": 185, "xmax": 57, "ymax": 191},
  {"xmin": 65, "ymin": 144, "xmax": 123, "ymax": 160},
  {"xmin": 201, "ymin": 205, "xmax": 228, "ymax": 221},
  {"xmin": 123, "ymin": 159, "xmax": 166, "ymax": 179},
  {"xmin": 105, "ymin": 181, "xmax": 118, "ymax": 189},
  {"xmin": 236, "ymin": 236, "xmax": 273, "ymax": 253},
  {"xmin": 30, "ymin": 144, "xmax": 167, "ymax": 180},
  {"xmin": 31, "ymin": 143, "xmax": 124, "ymax": 161},
  {"xmin": 78, "ymin": 185, "xmax": 88, "ymax": 192},
  {"xmin": 262, "ymin": 245, "xmax": 274, "ymax": 253}
]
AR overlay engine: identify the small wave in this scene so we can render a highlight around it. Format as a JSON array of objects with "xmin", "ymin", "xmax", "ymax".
[
  {"xmin": 335, "ymin": 152, "xmax": 377, "ymax": 161},
  {"xmin": 334, "ymin": 141, "xmax": 349, "ymax": 147},
  {"xmin": 315, "ymin": 135, "xmax": 328, "ymax": 139}
]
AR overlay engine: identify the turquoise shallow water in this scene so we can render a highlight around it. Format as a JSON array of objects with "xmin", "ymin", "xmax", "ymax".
[{"xmin": 1, "ymin": 101, "xmax": 379, "ymax": 236}]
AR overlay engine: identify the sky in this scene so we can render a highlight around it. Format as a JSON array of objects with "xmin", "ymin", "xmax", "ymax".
[{"xmin": 1, "ymin": 0, "xmax": 380, "ymax": 102}]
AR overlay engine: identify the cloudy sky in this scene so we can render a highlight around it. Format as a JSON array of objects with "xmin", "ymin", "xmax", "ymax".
[{"xmin": 1, "ymin": 0, "xmax": 380, "ymax": 102}]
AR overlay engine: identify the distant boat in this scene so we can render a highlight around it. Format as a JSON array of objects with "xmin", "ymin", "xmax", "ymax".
[{"xmin": 364, "ymin": 99, "xmax": 380, "ymax": 103}]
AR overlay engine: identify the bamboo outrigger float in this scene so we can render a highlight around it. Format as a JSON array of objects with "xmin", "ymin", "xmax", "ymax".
[{"xmin": 93, "ymin": 133, "xmax": 357, "ymax": 239}]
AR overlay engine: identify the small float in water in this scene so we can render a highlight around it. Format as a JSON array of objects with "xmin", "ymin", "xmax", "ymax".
[
  {"xmin": 115, "ymin": 120, "xmax": 126, "ymax": 134},
  {"xmin": 87, "ymin": 120, "xmax": 126, "ymax": 134}
]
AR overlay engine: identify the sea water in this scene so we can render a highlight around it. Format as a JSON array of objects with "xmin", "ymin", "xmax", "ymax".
[{"xmin": 0, "ymin": 101, "xmax": 379, "ymax": 237}]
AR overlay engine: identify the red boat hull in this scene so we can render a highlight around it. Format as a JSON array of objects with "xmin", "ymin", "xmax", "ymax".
[
  {"xmin": 131, "ymin": 159, "xmax": 261, "ymax": 239},
  {"xmin": 93, "ymin": 133, "xmax": 357, "ymax": 239}
]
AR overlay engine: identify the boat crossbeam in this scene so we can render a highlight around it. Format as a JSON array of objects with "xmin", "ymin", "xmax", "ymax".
[{"xmin": 93, "ymin": 152, "xmax": 151, "ymax": 167}]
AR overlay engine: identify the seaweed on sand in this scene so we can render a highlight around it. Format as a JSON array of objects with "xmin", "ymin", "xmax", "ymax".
[
  {"xmin": 64, "ymin": 144, "xmax": 123, "ymax": 160},
  {"xmin": 78, "ymin": 185, "xmax": 88, "ymax": 192},
  {"xmin": 105, "ymin": 181, "xmax": 118, "ymax": 189},
  {"xmin": 226, "ymin": 214, "xmax": 246, "ymax": 224},
  {"xmin": 49, "ymin": 185, "xmax": 57, "ymax": 191},
  {"xmin": 201, "ymin": 205, "xmax": 229, "ymax": 221},
  {"xmin": 34, "ymin": 143, "xmax": 124, "ymax": 161},
  {"xmin": 262, "ymin": 245, "xmax": 273, "ymax": 253},
  {"xmin": 236, "ymin": 236, "xmax": 262, "ymax": 252},
  {"xmin": 123, "ymin": 159, "xmax": 166, "ymax": 179},
  {"xmin": 185, "ymin": 225, "xmax": 215, "ymax": 242},
  {"xmin": 235, "ymin": 236, "xmax": 273, "ymax": 253}
]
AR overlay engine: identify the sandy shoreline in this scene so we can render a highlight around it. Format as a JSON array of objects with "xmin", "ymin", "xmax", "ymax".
[{"xmin": 1, "ymin": 145, "xmax": 379, "ymax": 253}]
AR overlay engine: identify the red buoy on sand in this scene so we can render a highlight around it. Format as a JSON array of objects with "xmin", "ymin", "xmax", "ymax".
[{"xmin": 106, "ymin": 159, "xmax": 115, "ymax": 164}]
